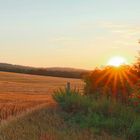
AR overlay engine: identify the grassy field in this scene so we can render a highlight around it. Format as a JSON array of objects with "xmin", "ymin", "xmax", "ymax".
[
  {"xmin": 0, "ymin": 71, "xmax": 83, "ymax": 121},
  {"xmin": 0, "ymin": 106, "xmax": 121, "ymax": 140}
]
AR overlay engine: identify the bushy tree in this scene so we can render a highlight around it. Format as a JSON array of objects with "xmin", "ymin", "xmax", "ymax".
[{"xmin": 84, "ymin": 65, "xmax": 138, "ymax": 103}]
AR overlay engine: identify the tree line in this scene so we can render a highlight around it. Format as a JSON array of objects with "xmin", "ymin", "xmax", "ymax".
[{"xmin": 0, "ymin": 63, "xmax": 88, "ymax": 79}]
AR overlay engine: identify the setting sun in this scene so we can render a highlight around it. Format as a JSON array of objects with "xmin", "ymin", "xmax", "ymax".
[{"xmin": 107, "ymin": 56, "xmax": 127, "ymax": 67}]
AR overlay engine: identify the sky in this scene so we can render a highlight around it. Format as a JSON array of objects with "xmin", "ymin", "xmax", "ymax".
[{"xmin": 0, "ymin": 0, "xmax": 140, "ymax": 69}]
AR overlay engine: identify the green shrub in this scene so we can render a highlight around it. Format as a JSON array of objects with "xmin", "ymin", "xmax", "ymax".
[{"xmin": 53, "ymin": 88, "xmax": 92, "ymax": 113}]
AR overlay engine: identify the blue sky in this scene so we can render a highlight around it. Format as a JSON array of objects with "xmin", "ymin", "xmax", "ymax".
[{"xmin": 0, "ymin": 0, "xmax": 140, "ymax": 69}]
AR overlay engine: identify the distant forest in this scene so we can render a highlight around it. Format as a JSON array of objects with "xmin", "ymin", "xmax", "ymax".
[{"xmin": 0, "ymin": 63, "xmax": 88, "ymax": 79}]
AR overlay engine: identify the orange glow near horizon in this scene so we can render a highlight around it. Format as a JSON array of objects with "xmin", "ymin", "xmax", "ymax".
[{"xmin": 93, "ymin": 65, "xmax": 138, "ymax": 99}]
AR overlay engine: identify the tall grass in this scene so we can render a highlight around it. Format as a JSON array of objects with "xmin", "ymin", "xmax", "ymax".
[
  {"xmin": 0, "ymin": 102, "xmax": 47, "ymax": 122},
  {"xmin": 0, "ymin": 106, "xmax": 121, "ymax": 140}
]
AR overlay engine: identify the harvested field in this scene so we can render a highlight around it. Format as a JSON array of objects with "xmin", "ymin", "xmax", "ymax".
[{"xmin": 0, "ymin": 71, "xmax": 84, "ymax": 121}]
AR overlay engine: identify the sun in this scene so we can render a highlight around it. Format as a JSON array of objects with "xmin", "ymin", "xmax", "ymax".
[{"xmin": 107, "ymin": 56, "xmax": 127, "ymax": 67}]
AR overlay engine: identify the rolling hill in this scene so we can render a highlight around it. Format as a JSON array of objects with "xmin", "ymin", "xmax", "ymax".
[{"xmin": 0, "ymin": 63, "xmax": 89, "ymax": 79}]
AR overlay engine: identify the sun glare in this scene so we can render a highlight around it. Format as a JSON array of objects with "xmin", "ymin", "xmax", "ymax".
[{"xmin": 107, "ymin": 56, "xmax": 127, "ymax": 67}]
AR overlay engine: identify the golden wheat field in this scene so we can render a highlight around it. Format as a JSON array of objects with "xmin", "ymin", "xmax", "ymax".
[{"xmin": 0, "ymin": 71, "xmax": 84, "ymax": 121}]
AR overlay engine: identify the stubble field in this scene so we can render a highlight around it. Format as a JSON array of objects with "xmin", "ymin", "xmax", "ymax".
[{"xmin": 0, "ymin": 71, "xmax": 84, "ymax": 121}]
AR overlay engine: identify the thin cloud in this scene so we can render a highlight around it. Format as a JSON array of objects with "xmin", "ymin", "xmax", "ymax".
[{"xmin": 100, "ymin": 22, "xmax": 140, "ymax": 37}]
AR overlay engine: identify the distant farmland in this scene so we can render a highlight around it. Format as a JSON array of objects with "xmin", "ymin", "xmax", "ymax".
[{"xmin": 0, "ymin": 71, "xmax": 84, "ymax": 121}]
